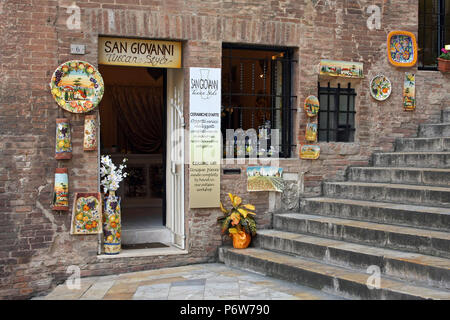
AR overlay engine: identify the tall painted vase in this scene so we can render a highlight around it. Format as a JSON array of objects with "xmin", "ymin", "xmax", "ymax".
[
  {"xmin": 52, "ymin": 168, "xmax": 69, "ymax": 211},
  {"xmin": 103, "ymin": 191, "xmax": 122, "ymax": 254},
  {"xmin": 55, "ymin": 118, "xmax": 72, "ymax": 160},
  {"xmin": 83, "ymin": 115, "xmax": 97, "ymax": 151}
]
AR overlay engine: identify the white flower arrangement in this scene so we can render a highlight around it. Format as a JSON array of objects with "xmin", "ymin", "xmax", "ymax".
[{"xmin": 100, "ymin": 155, "xmax": 128, "ymax": 193}]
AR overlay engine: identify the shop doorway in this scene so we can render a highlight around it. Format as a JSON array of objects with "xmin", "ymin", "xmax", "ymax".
[{"xmin": 99, "ymin": 65, "xmax": 170, "ymax": 246}]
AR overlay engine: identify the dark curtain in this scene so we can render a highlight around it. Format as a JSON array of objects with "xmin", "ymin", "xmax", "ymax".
[{"xmin": 109, "ymin": 85, "xmax": 163, "ymax": 153}]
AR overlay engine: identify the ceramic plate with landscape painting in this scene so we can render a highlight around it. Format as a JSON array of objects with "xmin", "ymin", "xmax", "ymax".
[
  {"xmin": 50, "ymin": 60, "xmax": 104, "ymax": 113},
  {"xmin": 247, "ymin": 166, "xmax": 284, "ymax": 192},
  {"xmin": 300, "ymin": 144, "xmax": 320, "ymax": 160},
  {"xmin": 370, "ymin": 75, "xmax": 392, "ymax": 101}
]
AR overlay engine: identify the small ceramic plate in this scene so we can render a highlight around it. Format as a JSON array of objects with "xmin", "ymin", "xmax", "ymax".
[
  {"xmin": 50, "ymin": 60, "xmax": 104, "ymax": 113},
  {"xmin": 304, "ymin": 95, "xmax": 320, "ymax": 117},
  {"xmin": 370, "ymin": 75, "xmax": 392, "ymax": 101},
  {"xmin": 299, "ymin": 144, "xmax": 320, "ymax": 160}
]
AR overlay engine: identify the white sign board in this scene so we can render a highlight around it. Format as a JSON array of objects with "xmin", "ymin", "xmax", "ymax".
[{"xmin": 189, "ymin": 68, "xmax": 221, "ymax": 208}]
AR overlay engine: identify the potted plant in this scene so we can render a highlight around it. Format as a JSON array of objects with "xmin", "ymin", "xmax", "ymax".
[
  {"xmin": 218, "ymin": 193, "xmax": 257, "ymax": 249},
  {"xmin": 437, "ymin": 45, "xmax": 450, "ymax": 72}
]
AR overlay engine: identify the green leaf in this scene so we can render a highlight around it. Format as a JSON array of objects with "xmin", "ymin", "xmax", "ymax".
[{"xmin": 221, "ymin": 216, "xmax": 232, "ymax": 234}]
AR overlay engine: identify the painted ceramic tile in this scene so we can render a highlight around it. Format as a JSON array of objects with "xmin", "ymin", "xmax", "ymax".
[
  {"xmin": 304, "ymin": 95, "xmax": 320, "ymax": 117},
  {"xmin": 52, "ymin": 168, "xmax": 69, "ymax": 211},
  {"xmin": 70, "ymin": 193, "xmax": 102, "ymax": 235},
  {"xmin": 403, "ymin": 73, "xmax": 416, "ymax": 111},
  {"xmin": 83, "ymin": 115, "xmax": 97, "ymax": 151},
  {"xmin": 103, "ymin": 194, "xmax": 122, "ymax": 254},
  {"xmin": 55, "ymin": 118, "xmax": 72, "ymax": 160},
  {"xmin": 305, "ymin": 123, "xmax": 318, "ymax": 142},
  {"xmin": 370, "ymin": 75, "xmax": 392, "ymax": 101},
  {"xmin": 50, "ymin": 60, "xmax": 104, "ymax": 113},
  {"xmin": 300, "ymin": 144, "xmax": 320, "ymax": 160},
  {"xmin": 247, "ymin": 166, "xmax": 284, "ymax": 192},
  {"xmin": 387, "ymin": 31, "xmax": 417, "ymax": 67},
  {"xmin": 319, "ymin": 60, "xmax": 364, "ymax": 79}
]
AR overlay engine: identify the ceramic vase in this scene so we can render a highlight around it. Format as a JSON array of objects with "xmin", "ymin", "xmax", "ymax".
[
  {"xmin": 55, "ymin": 118, "xmax": 72, "ymax": 160},
  {"xmin": 52, "ymin": 168, "xmax": 69, "ymax": 211},
  {"xmin": 231, "ymin": 231, "xmax": 251, "ymax": 249},
  {"xmin": 103, "ymin": 191, "xmax": 122, "ymax": 254},
  {"xmin": 83, "ymin": 115, "xmax": 97, "ymax": 151}
]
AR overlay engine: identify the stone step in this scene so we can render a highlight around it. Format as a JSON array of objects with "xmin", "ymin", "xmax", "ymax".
[
  {"xmin": 444, "ymin": 110, "xmax": 450, "ymax": 123},
  {"xmin": 219, "ymin": 247, "xmax": 450, "ymax": 299},
  {"xmin": 255, "ymin": 229, "xmax": 450, "ymax": 289},
  {"xmin": 395, "ymin": 137, "xmax": 450, "ymax": 152},
  {"xmin": 418, "ymin": 123, "xmax": 450, "ymax": 138},
  {"xmin": 347, "ymin": 167, "xmax": 450, "ymax": 187},
  {"xmin": 372, "ymin": 152, "xmax": 450, "ymax": 169},
  {"xmin": 323, "ymin": 181, "xmax": 450, "ymax": 208},
  {"xmin": 300, "ymin": 197, "xmax": 450, "ymax": 232},
  {"xmin": 273, "ymin": 213, "xmax": 450, "ymax": 258}
]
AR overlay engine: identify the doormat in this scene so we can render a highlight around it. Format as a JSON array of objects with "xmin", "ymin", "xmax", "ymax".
[{"xmin": 121, "ymin": 243, "xmax": 169, "ymax": 250}]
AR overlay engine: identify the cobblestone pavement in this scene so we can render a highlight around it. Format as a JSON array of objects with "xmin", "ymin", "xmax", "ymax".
[{"xmin": 35, "ymin": 263, "xmax": 343, "ymax": 300}]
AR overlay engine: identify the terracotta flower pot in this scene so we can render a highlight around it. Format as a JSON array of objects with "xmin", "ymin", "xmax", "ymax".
[
  {"xmin": 231, "ymin": 231, "xmax": 251, "ymax": 249},
  {"xmin": 437, "ymin": 58, "xmax": 450, "ymax": 73}
]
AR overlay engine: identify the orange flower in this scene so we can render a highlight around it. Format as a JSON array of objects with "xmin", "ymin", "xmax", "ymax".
[
  {"xmin": 116, "ymin": 233, "xmax": 121, "ymax": 239},
  {"xmin": 92, "ymin": 221, "xmax": 97, "ymax": 228},
  {"xmin": 84, "ymin": 101, "xmax": 93, "ymax": 109},
  {"xmin": 70, "ymin": 101, "xmax": 78, "ymax": 108},
  {"xmin": 382, "ymin": 87, "xmax": 388, "ymax": 94},
  {"xmin": 111, "ymin": 222, "xmax": 117, "ymax": 228},
  {"xmin": 83, "ymin": 205, "xmax": 90, "ymax": 211},
  {"xmin": 85, "ymin": 224, "xmax": 92, "ymax": 230}
]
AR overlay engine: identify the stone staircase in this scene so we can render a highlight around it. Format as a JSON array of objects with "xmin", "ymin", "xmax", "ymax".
[{"xmin": 219, "ymin": 110, "xmax": 450, "ymax": 300}]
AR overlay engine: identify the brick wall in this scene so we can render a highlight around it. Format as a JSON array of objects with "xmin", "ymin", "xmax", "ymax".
[{"xmin": 1, "ymin": 0, "xmax": 450, "ymax": 299}]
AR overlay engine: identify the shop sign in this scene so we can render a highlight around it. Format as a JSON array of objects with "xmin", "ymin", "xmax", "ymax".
[
  {"xmin": 98, "ymin": 37, "xmax": 182, "ymax": 68},
  {"xmin": 189, "ymin": 68, "xmax": 221, "ymax": 208}
]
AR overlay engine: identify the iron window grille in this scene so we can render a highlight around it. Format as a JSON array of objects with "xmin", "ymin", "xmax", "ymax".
[
  {"xmin": 221, "ymin": 44, "xmax": 296, "ymax": 158},
  {"xmin": 419, "ymin": 0, "xmax": 450, "ymax": 70},
  {"xmin": 317, "ymin": 82, "xmax": 356, "ymax": 143}
]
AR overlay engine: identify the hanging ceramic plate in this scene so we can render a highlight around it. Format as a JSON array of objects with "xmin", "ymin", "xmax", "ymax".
[
  {"xmin": 370, "ymin": 75, "xmax": 392, "ymax": 101},
  {"xmin": 49, "ymin": 60, "xmax": 104, "ymax": 113},
  {"xmin": 304, "ymin": 95, "xmax": 320, "ymax": 117},
  {"xmin": 300, "ymin": 144, "xmax": 320, "ymax": 160},
  {"xmin": 387, "ymin": 31, "xmax": 417, "ymax": 67}
]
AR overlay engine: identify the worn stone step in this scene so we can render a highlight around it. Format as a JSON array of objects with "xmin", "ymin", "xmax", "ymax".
[
  {"xmin": 323, "ymin": 181, "xmax": 450, "ymax": 208},
  {"xmin": 372, "ymin": 152, "xmax": 450, "ymax": 168},
  {"xmin": 219, "ymin": 247, "xmax": 450, "ymax": 299},
  {"xmin": 348, "ymin": 167, "xmax": 450, "ymax": 187},
  {"xmin": 273, "ymin": 213, "xmax": 450, "ymax": 258},
  {"xmin": 300, "ymin": 197, "xmax": 450, "ymax": 232},
  {"xmin": 418, "ymin": 123, "xmax": 450, "ymax": 138},
  {"xmin": 395, "ymin": 137, "xmax": 450, "ymax": 152},
  {"xmin": 444, "ymin": 110, "xmax": 450, "ymax": 123},
  {"xmin": 255, "ymin": 229, "xmax": 450, "ymax": 289}
]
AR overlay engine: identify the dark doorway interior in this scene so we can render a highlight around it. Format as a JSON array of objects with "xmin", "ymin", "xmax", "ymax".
[{"xmin": 99, "ymin": 65, "xmax": 168, "ymax": 245}]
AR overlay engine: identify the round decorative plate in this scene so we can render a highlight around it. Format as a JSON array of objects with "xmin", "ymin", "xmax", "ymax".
[
  {"xmin": 304, "ymin": 95, "xmax": 320, "ymax": 117},
  {"xmin": 370, "ymin": 75, "xmax": 392, "ymax": 101},
  {"xmin": 50, "ymin": 60, "xmax": 104, "ymax": 113}
]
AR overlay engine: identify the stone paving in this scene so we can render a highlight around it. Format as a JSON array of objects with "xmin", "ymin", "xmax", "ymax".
[{"xmin": 36, "ymin": 263, "xmax": 343, "ymax": 300}]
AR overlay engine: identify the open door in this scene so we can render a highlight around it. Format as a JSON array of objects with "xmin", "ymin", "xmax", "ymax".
[{"xmin": 166, "ymin": 69, "xmax": 185, "ymax": 249}]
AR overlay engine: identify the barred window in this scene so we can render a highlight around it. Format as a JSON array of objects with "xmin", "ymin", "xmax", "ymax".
[
  {"xmin": 318, "ymin": 83, "xmax": 356, "ymax": 143},
  {"xmin": 419, "ymin": 0, "xmax": 450, "ymax": 69},
  {"xmin": 221, "ymin": 45, "xmax": 296, "ymax": 158}
]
